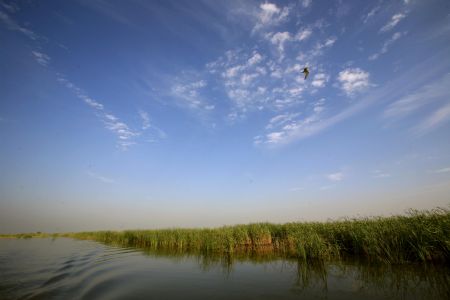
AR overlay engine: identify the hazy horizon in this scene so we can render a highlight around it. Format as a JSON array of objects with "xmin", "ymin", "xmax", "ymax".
[{"xmin": 1, "ymin": 0, "xmax": 449, "ymax": 234}]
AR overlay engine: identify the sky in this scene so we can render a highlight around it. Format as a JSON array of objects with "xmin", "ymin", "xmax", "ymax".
[{"xmin": 1, "ymin": 0, "xmax": 449, "ymax": 233}]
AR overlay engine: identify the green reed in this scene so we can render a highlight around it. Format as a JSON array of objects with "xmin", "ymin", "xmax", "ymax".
[
  {"xmin": 3, "ymin": 207, "xmax": 449, "ymax": 263},
  {"xmin": 56, "ymin": 207, "xmax": 449, "ymax": 263}
]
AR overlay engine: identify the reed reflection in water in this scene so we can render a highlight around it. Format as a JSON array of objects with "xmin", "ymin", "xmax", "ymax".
[{"xmin": 0, "ymin": 238, "xmax": 448, "ymax": 299}]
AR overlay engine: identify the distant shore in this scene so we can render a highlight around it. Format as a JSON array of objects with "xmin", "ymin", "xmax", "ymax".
[{"xmin": 2, "ymin": 208, "xmax": 449, "ymax": 264}]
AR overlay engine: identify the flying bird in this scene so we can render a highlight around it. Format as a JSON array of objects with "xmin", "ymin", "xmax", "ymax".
[{"xmin": 301, "ymin": 67, "xmax": 309, "ymax": 80}]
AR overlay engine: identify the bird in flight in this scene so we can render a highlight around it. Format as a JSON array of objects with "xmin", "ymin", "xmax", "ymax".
[{"xmin": 301, "ymin": 67, "xmax": 309, "ymax": 80}]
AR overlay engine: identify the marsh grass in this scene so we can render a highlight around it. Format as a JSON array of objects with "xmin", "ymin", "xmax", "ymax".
[
  {"xmin": 57, "ymin": 208, "xmax": 450, "ymax": 263},
  {"xmin": 2, "ymin": 208, "xmax": 449, "ymax": 263}
]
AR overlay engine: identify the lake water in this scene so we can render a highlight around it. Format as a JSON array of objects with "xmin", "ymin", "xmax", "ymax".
[{"xmin": 0, "ymin": 238, "xmax": 448, "ymax": 299}]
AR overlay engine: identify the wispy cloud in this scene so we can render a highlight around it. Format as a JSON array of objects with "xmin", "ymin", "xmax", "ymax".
[
  {"xmin": 56, "ymin": 74, "xmax": 143, "ymax": 150},
  {"xmin": 380, "ymin": 13, "xmax": 406, "ymax": 33},
  {"xmin": 369, "ymin": 31, "xmax": 405, "ymax": 60},
  {"xmin": 290, "ymin": 187, "xmax": 304, "ymax": 192},
  {"xmin": 268, "ymin": 31, "xmax": 291, "ymax": 57},
  {"xmin": 0, "ymin": 10, "xmax": 38, "ymax": 40},
  {"xmin": 429, "ymin": 167, "xmax": 450, "ymax": 174},
  {"xmin": 56, "ymin": 75, "xmax": 104, "ymax": 111},
  {"xmin": 295, "ymin": 28, "xmax": 312, "ymax": 41},
  {"xmin": 327, "ymin": 172, "xmax": 344, "ymax": 182},
  {"xmin": 139, "ymin": 110, "xmax": 150, "ymax": 130},
  {"xmin": 412, "ymin": 102, "xmax": 450, "ymax": 136},
  {"xmin": 32, "ymin": 50, "xmax": 51, "ymax": 67},
  {"xmin": 138, "ymin": 110, "xmax": 167, "ymax": 140},
  {"xmin": 255, "ymin": 99, "xmax": 325, "ymax": 145},
  {"xmin": 1, "ymin": 1, "xmax": 20, "ymax": 13},
  {"xmin": 372, "ymin": 170, "xmax": 391, "ymax": 178},
  {"xmin": 337, "ymin": 68, "xmax": 370, "ymax": 95},
  {"xmin": 363, "ymin": 5, "xmax": 380, "ymax": 24},
  {"xmin": 384, "ymin": 74, "xmax": 450, "ymax": 120},
  {"xmin": 87, "ymin": 171, "xmax": 115, "ymax": 184},
  {"xmin": 170, "ymin": 78, "xmax": 214, "ymax": 112},
  {"xmin": 300, "ymin": 0, "xmax": 312, "ymax": 8}
]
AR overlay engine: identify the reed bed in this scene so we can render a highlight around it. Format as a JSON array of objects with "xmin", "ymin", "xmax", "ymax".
[{"xmin": 58, "ymin": 208, "xmax": 450, "ymax": 264}]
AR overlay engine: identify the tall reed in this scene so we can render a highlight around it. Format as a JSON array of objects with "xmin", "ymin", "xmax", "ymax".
[{"xmin": 59, "ymin": 208, "xmax": 449, "ymax": 263}]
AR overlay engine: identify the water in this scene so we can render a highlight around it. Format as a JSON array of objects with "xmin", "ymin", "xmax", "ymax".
[{"xmin": 0, "ymin": 238, "xmax": 448, "ymax": 300}]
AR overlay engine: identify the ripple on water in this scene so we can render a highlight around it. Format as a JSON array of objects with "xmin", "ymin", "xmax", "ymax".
[{"xmin": 0, "ymin": 238, "xmax": 449, "ymax": 300}]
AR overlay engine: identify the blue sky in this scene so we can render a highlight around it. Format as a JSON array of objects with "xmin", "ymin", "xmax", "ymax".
[{"xmin": 1, "ymin": 0, "xmax": 449, "ymax": 233}]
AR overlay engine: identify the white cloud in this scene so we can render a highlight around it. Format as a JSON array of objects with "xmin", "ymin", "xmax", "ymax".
[
  {"xmin": 247, "ymin": 51, "xmax": 263, "ymax": 66},
  {"xmin": 269, "ymin": 31, "xmax": 291, "ymax": 55},
  {"xmin": 295, "ymin": 28, "xmax": 312, "ymax": 41},
  {"xmin": 223, "ymin": 65, "xmax": 244, "ymax": 78},
  {"xmin": 266, "ymin": 131, "xmax": 285, "ymax": 144},
  {"xmin": 327, "ymin": 172, "xmax": 344, "ymax": 182},
  {"xmin": 256, "ymin": 99, "xmax": 325, "ymax": 145},
  {"xmin": 252, "ymin": 47, "xmax": 449, "ymax": 147},
  {"xmin": 311, "ymin": 73, "xmax": 329, "ymax": 88},
  {"xmin": 241, "ymin": 72, "xmax": 259, "ymax": 85},
  {"xmin": 266, "ymin": 112, "xmax": 301, "ymax": 129},
  {"xmin": 206, "ymin": 48, "xmax": 308, "ymax": 116},
  {"xmin": 337, "ymin": 68, "xmax": 370, "ymax": 95},
  {"xmin": 380, "ymin": 13, "xmax": 406, "ymax": 33},
  {"xmin": 253, "ymin": 2, "xmax": 290, "ymax": 32},
  {"xmin": 171, "ymin": 79, "xmax": 208, "ymax": 109},
  {"xmin": 104, "ymin": 118, "xmax": 139, "ymax": 142}
]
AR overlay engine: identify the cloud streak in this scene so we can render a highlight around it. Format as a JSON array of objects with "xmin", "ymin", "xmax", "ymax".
[
  {"xmin": 87, "ymin": 171, "xmax": 115, "ymax": 184},
  {"xmin": 56, "ymin": 74, "xmax": 148, "ymax": 150},
  {"xmin": 369, "ymin": 31, "xmax": 405, "ymax": 60},
  {"xmin": 380, "ymin": 13, "xmax": 406, "ymax": 33},
  {"xmin": 413, "ymin": 102, "xmax": 450, "ymax": 136},
  {"xmin": 384, "ymin": 74, "xmax": 450, "ymax": 120},
  {"xmin": 0, "ymin": 10, "xmax": 38, "ymax": 40}
]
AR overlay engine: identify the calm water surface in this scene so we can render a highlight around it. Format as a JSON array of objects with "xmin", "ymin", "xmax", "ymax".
[{"xmin": 0, "ymin": 238, "xmax": 448, "ymax": 299}]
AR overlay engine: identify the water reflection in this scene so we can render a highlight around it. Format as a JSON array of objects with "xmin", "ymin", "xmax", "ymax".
[
  {"xmin": 139, "ymin": 247, "xmax": 450, "ymax": 299},
  {"xmin": 0, "ymin": 238, "xmax": 448, "ymax": 300}
]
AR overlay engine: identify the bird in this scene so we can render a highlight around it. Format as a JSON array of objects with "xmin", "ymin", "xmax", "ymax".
[{"xmin": 301, "ymin": 67, "xmax": 309, "ymax": 80}]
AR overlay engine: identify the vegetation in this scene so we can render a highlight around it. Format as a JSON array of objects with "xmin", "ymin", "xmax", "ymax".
[
  {"xmin": 0, "ymin": 232, "xmax": 55, "ymax": 239},
  {"xmin": 2, "ymin": 208, "xmax": 449, "ymax": 264},
  {"xmin": 62, "ymin": 208, "xmax": 450, "ymax": 264}
]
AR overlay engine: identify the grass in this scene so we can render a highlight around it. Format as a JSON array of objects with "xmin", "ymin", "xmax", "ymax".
[
  {"xmin": 2, "ymin": 208, "xmax": 449, "ymax": 264},
  {"xmin": 62, "ymin": 207, "xmax": 450, "ymax": 264}
]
